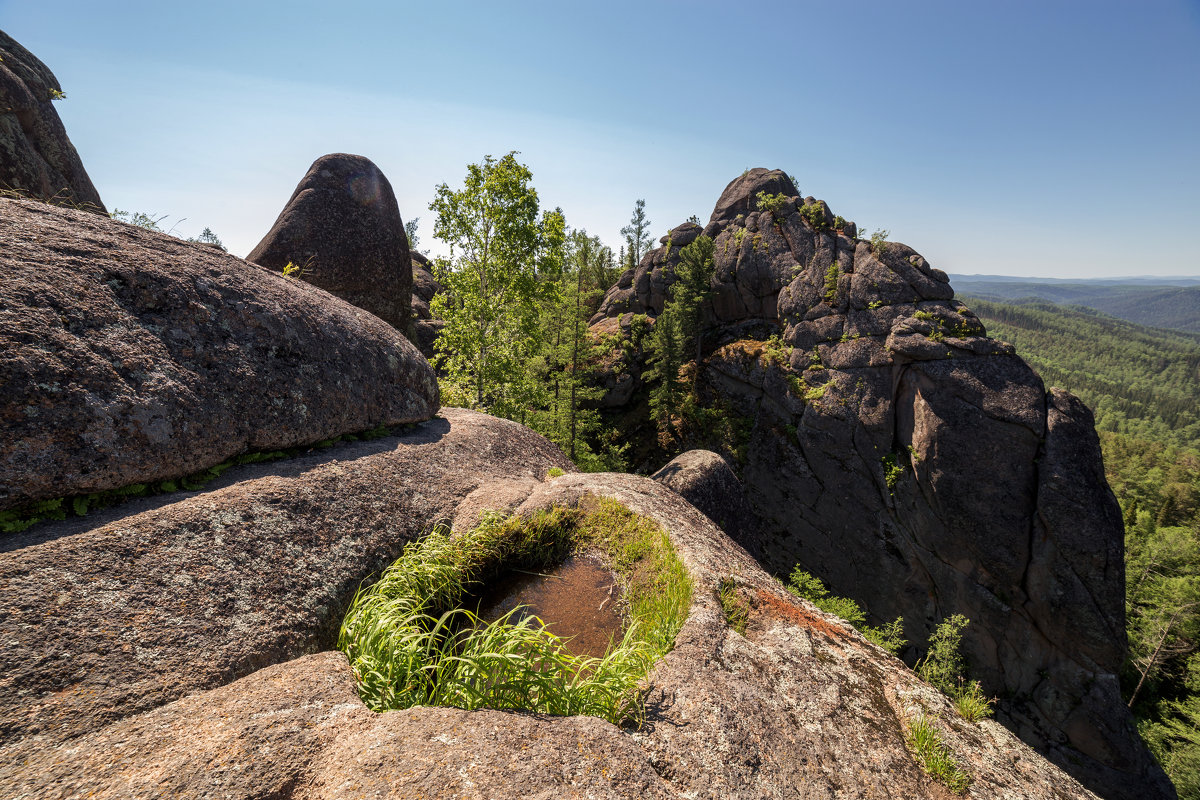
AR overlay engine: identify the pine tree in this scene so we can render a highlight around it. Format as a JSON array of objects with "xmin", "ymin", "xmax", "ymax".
[
  {"xmin": 620, "ymin": 199, "xmax": 653, "ymax": 268},
  {"xmin": 644, "ymin": 235, "xmax": 714, "ymax": 447}
]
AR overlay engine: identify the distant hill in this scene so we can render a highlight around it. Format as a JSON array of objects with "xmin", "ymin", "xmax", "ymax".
[
  {"xmin": 960, "ymin": 296, "xmax": 1200, "ymax": 451},
  {"xmin": 950, "ymin": 275, "xmax": 1200, "ymax": 333}
]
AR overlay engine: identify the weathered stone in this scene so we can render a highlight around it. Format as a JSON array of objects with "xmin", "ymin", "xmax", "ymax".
[
  {"xmin": 0, "ymin": 30, "xmax": 105, "ymax": 212},
  {"xmin": 588, "ymin": 169, "xmax": 1171, "ymax": 799},
  {"xmin": 651, "ymin": 449, "xmax": 762, "ymax": 552},
  {"xmin": 0, "ymin": 196, "xmax": 438, "ymax": 512},
  {"xmin": 0, "ymin": 462, "xmax": 1102, "ymax": 799},
  {"xmin": 0, "ymin": 408, "xmax": 573, "ymax": 748},
  {"xmin": 248, "ymin": 153, "xmax": 412, "ymax": 333}
]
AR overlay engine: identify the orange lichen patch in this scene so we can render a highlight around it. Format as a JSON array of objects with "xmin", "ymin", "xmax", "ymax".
[{"xmin": 753, "ymin": 589, "xmax": 853, "ymax": 642}]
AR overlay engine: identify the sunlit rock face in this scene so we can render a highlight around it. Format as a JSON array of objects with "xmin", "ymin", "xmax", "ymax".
[
  {"xmin": 0, "ymin": 29, "xmax": 105, "ymax": 212},
  {"xmin": 248, "ymin": 153, "xmax": 414, "ymax": 335},
  {"xmin": 0, "ymin": 195, "xmax": 438, "ymax": 513},
  {"xmin": 589, "ymin": 168, "xmax": 1171, "ymax": 800}
]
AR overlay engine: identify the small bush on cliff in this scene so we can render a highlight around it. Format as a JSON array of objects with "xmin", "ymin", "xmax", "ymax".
[
  {"xmin": 917, "ymin": 614, "xmax": 995, "ymax": 721},
  {"xmin": 755, "ymin": 191, "xmax": 790, "ymax": 218},
  {"xmin": 338, "ymin": 498, "xmax": 692, "ymax": 725},
  {"xmin": 787, "ymin": 567, "xmax": 906, "ymax": 655},
  {"xmin": 799, "ymin": 202, "xmax": 829, "ymax": 231}
]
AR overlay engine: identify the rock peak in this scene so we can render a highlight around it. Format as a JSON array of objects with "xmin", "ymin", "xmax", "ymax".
[
  {"xmin": 248, "ymin": 153, "xmax": 413, "ymax": 334},
  {"xmin": 707, "ymin": 168, "xmax": 798, "ymax": 229}
]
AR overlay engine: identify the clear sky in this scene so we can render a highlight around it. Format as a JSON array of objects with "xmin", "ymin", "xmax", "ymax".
[{"xmin": 3, "ymin": 0, "xmax": 1198, "ymax": 278}]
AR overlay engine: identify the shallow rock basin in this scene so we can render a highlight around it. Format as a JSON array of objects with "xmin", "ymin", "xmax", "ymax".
[{"xmin": 473, "ymin": 553, "xmax": 624, "ymax": 659}]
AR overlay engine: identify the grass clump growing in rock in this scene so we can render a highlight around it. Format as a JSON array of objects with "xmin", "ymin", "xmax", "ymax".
[
  {"xmin": 917, "ymin": 614, "xmax": 995, "ymax": 722},
  {"xmin": 338, "ymin": 497, "xmax": 692, "ymax": 725},
  {"xmin": 904, "ymin": 712, "xmax": 972, "ymax": 793},
  {"xmin": 718, "ymin": 577, "xmax": 750, "ymax": 635},
  {"xmin": 787, "ymin": 568, "xmax": 906, "ymax": 654}
]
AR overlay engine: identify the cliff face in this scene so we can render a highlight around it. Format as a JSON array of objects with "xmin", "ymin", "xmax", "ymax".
[{"xmin": 590, "ymin": 169, "xmax": 1169, "ymax": 799}]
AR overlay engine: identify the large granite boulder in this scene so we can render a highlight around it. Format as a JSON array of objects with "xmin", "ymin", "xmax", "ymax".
[
  {"xmin": 0, "ymin": 431, "xmax": 1098, "ymax": 799},
  {"xmin": 0, "ymin": 30, "xmax": 105, "ymax": 212},
  {"xmin": 589, "ymin": 170, "xmax": 1170, "ymax": 799},
  {"xmin": 0, "ymin": 196, "xmax": 438, "ymax": 513},
  {"xmin": 652, "ymin": 449, "xmax": 762, "ymax": 553},
  {"xmin": 247, "ymin": 153, "xmax": 413, "ymax": 334}
]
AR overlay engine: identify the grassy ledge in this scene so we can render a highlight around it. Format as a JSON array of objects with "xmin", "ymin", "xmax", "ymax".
[
  {"xmin": 337, "ymin": 496, "xmax": 693, "ymax": 725},
  {"xmin": 903, "ymin": 712, "xmax": 972, "ymax": 793}
]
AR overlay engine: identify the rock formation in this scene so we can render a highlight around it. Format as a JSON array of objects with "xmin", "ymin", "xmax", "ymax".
[
  {"xmin": 0, "ymin": 30, "xmax": 105, "ymax": 212},
  {"xmin": 589, "ymin": 169, "xmax": 1170, "ymax": 799},
  {"xmin": 1, "ymin": 420, "xmax": 1100, "ymax": 799},
  {"xmin": 0, "ymin": 196, "xmax": 438, "ymax": 512},
  {"xmin": 247, "ymin": 153, "xmax": 413, "ymax": 334},
  {"xmin": 410, "ymin": 249, "xmax": 445, "ymax": 359},
  {"xmin": 651, "ymin": 449, "xmax": 762, "ymax": 552}
]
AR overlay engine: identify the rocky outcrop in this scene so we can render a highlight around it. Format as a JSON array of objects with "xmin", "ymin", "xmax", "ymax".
[
  {"xmin": 247, "ymin": 153, "xmax": 413, "ymax": 334},
  {"xmin": 0, "ymin": 30, "xmax": 105, "ymax": 212},
  {"xmin": 0, "ymin": 196, "xmax": 438, "ymax": 513},
  {"xmin": 589, "ymin": 169, "xmax": 1170, "ymax": 799},
  {"xmin": 410, "ymin": 249, "xmax": 445, "ymax": 359},
  {"xmin": 651, "ymin": 449, "xmax": 762, "ymax": 552},
  {"xmin": 0, "ymin": 408, "xmax": 572, "ymax": 749},
  {"xmin": 1, "ymin": 444, "xmax": 1099, "ymax": 799}
]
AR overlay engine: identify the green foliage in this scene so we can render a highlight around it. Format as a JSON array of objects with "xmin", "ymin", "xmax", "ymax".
[
  {"xmin": 188, "ymin": 227, "xmax": 226, "ymax": 251},
  {"xmin": 762, "ymin": 333, "xmax": 790, "ymax": 367},
  {"xmin": 429, "ymin": 152, "xmax": 563, "ymax": 416},
  {"xmin": 755, "ymin": 191, "xmax": 790, "ymax": 217},
  {"xmin": 903, "ymin": 713, "xmax": 972, "ymax": 793},
  {"xmin": 823, "ymin": 262, "xmax": 840, "ymax": 304},
  {"xmin": 525, "ymin": 228, "xmax": 624, "ymax": 470},
  {"xmin": 719, "ymin": 577, "xmax": 750, "ymax": 635},
  {"xmin": 833, "ymin": 214, "xmax": 847, "ymax": 231},
  {"xmin": 546, "ymin": 467, "xmax": 564, "ymax": 478},
  {"xmin": 881, "ymin": 453, "xmax": 905, "ymax": 491},
  {"xmin": 48, "ymin": 87, "xmax": 66, "ymax": 100},
  {"xmin": 645, "ymin": 236, "xmax": 715, "ymax": 449},
  {"xmin": 111, "ymin": 209, "xmax": 168, "ymax": 231},
  {"xmin": 799, "ymin": 202, "xmax": 829, "ymax": 231},
  {"xmin": 1139, "ymin": 654, "xmax": 1200, "ymax": 799},
  {"xmin": 963, "ymin": 297, "xmax": 1200, "ymax": 449},
  {"xmin": 620, "ymin": 199, "xmax": 653, "ymax": 268},
  {"xmin": 786, "ymin": 568, "xmax": 906, "ymax": 655},
  {"xmin": 869, "ymin": 228, "xmax": 890, "ymax": 255},
  {"xmin": 338, "ymin": 499, "xmax": 692, "ymax": 725},
  {"xmin": 953, "ymin": 679, "xmax": 995, "ymax": 722},
  {"xmin": 914, "ymin": 614, "xmax": 995, "ymax": 722},
  {"xmin": 917, "ymin": 614, "xmax": 969, "ymax": 694}
]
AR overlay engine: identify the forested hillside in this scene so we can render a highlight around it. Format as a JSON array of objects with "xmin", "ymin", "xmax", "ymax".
[
  {"xmin": 963, "ymin": 298, "xmax": 1200, "ymax": 449},
  {"xmin": 966, "ymin": 296, "xmax": 1200, "ymax": 795},
  {"xmin": 953, "ymin": 278, "xmax": 1200, "ymax": 332}
]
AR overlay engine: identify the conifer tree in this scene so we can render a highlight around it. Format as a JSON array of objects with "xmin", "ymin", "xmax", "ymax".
[
  {"xmin": 644, "ymin": 235, "xmax": 714, "ymax": 446},
  {"xmin": 620, "ymin": 199, "xmax": 653, "ymax": 268}
]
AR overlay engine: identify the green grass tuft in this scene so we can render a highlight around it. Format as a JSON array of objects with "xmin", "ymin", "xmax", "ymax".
[
  {"xmin": 718, "ymin": 577, "xmax": 750, "ymax": 635},
  {"xmin": 338, "ymin": 498, "xmax": 692, "ymax": 725},
  {"xmin": 904, "ymin": 712, "xmax": 972, "ymax": 793}
]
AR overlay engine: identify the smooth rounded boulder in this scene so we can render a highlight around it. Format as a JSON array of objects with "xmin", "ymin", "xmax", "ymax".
[
  {"xmin": 0, "ymin": 196, "xmax": 439, "ymax": 513},
  {"xmin": 247, "ymin": 153, "xmax": 413, "ymax": 334},
  {"xmin": 0, "ymin": 29, "xmax": 105, "ymax": 213}
]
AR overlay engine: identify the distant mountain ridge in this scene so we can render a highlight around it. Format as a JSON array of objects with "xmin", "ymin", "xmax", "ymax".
[{"xmin": 950, "ymin": 274, "xmax": 1200, "ymax": 332}]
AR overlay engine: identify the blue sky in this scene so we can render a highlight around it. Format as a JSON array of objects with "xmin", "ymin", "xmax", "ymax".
[{"xmin": 3, "ymin": 0, "xmax": 1198, "ymax": 277}]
